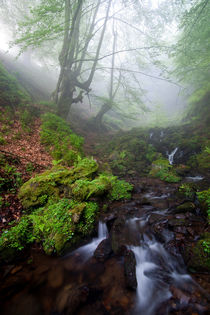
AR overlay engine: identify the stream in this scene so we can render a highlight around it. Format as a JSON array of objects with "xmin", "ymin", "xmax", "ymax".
[{"xmin": 0, "ymin": 177, "xmax": 209, "ymax": 315}]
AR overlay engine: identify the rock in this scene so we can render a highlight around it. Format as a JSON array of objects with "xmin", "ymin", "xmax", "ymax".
[
  {"xmin": 94, "ymin": 238, "xmax": 112, "ymax": 262},
  {"xmin": 56, "ymin": 284, "xmax": 89, "ymax": 314},
  {"xmin": 48, "ymin": 265, "xmax": 64, "ymax": 288},
  {"xmin": 168, "ymin": 218, "xmax": 186, "ymax": 227},
  {"xmin": 184, "ymin": 237, "xmax": 210, "ymax": 272},
  {"xmin": 124, "ymin": 249, "xmax": 137, "ymax": 290},
  {"xmin": 176, "ymin": 202, "xmax": 196, "ymax": 213},
  {"xmin": 148, "ymin": 213, "xmax": 166, "ymax": 225},
  {"xmin": 10, "ymin": 265, "xmax": 23, "ymax": 275},
  {"xmin": 111, "ymin": 217, "xmax": 127, "ymax": 255}
]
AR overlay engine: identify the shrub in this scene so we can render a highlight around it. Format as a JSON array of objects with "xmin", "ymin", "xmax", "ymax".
[{"xmin": 149, "ymin": 158, "xmax": 181, "ymax": 183}]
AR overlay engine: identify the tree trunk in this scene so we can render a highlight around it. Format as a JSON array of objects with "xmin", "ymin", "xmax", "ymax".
[{"xmin": 94, "ymin": 102, "xmax": 112, "ymax": 129}]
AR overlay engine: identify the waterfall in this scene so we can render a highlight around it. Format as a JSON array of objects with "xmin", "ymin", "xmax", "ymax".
[
  {"xmin": 167, "ymin": 147, "xmax": 178, "ymax": 165},
  {"xmin": 66, "ymin": 222, "xmax": 108, "ymax": 261}
]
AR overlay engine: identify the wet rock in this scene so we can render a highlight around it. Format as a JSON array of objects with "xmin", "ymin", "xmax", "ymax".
[
  {"xmin": 3, "ymin": 293, "xmax": 42, "ymax": 315},
  {"xmin": 173, "ymin": 226, "xmax": 187, "ymax": 234},
  {"xmin": 111, "ymin": 217, "xmax": 127, "ymax": 255},
  {"xmin": 48, "ymin": 265, "xmax": 64, "ymax": 288},
  {"xmin": 56, "ymin": 284, "xmax": 90, "ymax": 314},
  {"xmin": 10, "ymin": 265, "xmax": 23, "ymax": 275},
  {"xmin": 176, "ymin": 202, "xmax": 196, "ymax": 213},
  {"xmin": 124, "ymin": 249, "xmax": 137, "ymax": 290},
  {"xmin": 94, "ymin": 238, "xmax": 112, "ymax": 262},
  {"xmin": 148, "ymin": 213, "xmax": 167, "ymax": 225},
  {"xmin": 183, "ymin": 237, "xmax": 210, "ymax": 272},
  {"xmin": 168, "ymin": 218, "xmax": 186, "ymax": 227}
]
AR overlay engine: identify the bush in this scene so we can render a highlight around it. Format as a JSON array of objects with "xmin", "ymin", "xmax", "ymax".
[{"xmin": 149, "ymin": 158, "xmax": 181, "ymax": 183}]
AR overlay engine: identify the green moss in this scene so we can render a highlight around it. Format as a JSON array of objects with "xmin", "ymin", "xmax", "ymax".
[
  {"xmin": 0, "ymin": 216, "xmax": 34, "ymax": 251},
  {"xmin": 0, "ymin": 199, "xmax": 99, "ymax": 256},
  {"xmin": 0, "ymin": 134, "xmax": 6, "ymax": 145},
  {"xmin": 149, "ymin": 158, "xmax": 181, "ymax": 183},
  {"xmin": 197, "ymin": 188, "xmax": 210, "ymax": 220},
  {"xmin": 188, "ymin": 234, "xmax": 210, "ymax": 272},
  {"xmin": 0, "ymin": 61, "xmax": 31, "ymax": 108},
  {"xmin": 71, "ymin": 173, "xmax": 133, "ymax": 201},
  {"xmin": 196, "ymin": 146, "xmax": 210, "ymax": 170},
  {"xmin": 40, "ymin": 113, "xmax": 84, "ymax": 166},
  {"xmin": 176, "ymin": 202, "xmax": 195, "ymax": 212},
  {"xmin": 178, "ymin": 183, "xmax": 196, "ymax": 200},
  {"xmin": 18, "ymin": 158, "xmax": 98, "ymax": 209}
]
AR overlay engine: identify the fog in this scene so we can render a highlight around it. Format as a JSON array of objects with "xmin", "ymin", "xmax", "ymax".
[{"xmin": 0, "ymin": 0, "xmax": 192, "ymax": 130}]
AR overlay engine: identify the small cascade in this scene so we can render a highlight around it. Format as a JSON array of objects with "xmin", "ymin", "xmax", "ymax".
[
  {"xmin": 186, "ymin": 175, "xmax": 204, "ymax": 182},
  {"xmin": 160, "ymin": 130, "xmax": 164, "ymax": 138},
  {"xmin": 67, "ymin": 221, "xmax": 108, "ymax": 261},
  {"xmin": 126, "ymin": 214, "xmax": 193, "ymax": 315},
  {"xmin": 149, "ymin": 132, "xmax": 153, "ymax": 139},
  {"xmin": 167, "ymin": 147, "xmax": 178, "ymax": 165}
]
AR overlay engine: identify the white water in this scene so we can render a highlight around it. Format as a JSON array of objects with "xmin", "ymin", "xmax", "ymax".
[
  {"xmin": 127, "ymin": 217, "xmax": 192, "ymax": 315},
  {"xmin": 167, "ymin": 147, "xmax": 178, "ymax": 165},
  {"xmin": 144, "ymin": 192, "xmax": 170, "ymax": 199},
  {"xmin": 67, "ymin": 222, "xmax": 108, "ymax": 261},
  {"xmin": 150, "ymin": 132, "xmax": 153, "ymax": 139},
  {"xmin": 186, "ymin": 176, "xmax": 204, "ymax": 182}
]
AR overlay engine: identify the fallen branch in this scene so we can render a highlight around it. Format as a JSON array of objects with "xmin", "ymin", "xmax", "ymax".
[{"xmin": 0, "ymin": 149, "xmax": 51, "ymax": 169}]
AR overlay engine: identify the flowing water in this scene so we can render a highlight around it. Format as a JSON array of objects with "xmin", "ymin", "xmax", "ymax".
[
  {"xmin": 1, "ymin": 182, "xmax": 209, "ymax": 315},
  {"xmin": 167, "ymin": 147, "xmax": 178, "ymax": 165},
  {"xmin": 65, "ymin": 222, "xmax": 108, "ymax": 262}
]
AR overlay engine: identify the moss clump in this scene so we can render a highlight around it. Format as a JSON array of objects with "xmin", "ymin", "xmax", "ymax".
[
  {"xmin": 6, "ymin": 156, "xmax": 132, "ymax": 257},
  {"xmin": 40, "ymin": 113, "xmax": 84, "ymax": 166},
  {"xmin": 197, "ymin": 188, "xmax": 210, "ymax": 220},
  {"xmin": 187, "ymin": 234, "xmax": 210, "ymax": 272},
  {"xmin": 0, "ymin": 199, "xmax": 99, "ymax": 256},
  {"xmin": 18, "ymin": 158, "xmax": 98, "ymax": 209},
  {"xmin": 71, "ymin": 173, "xmax": 133, "ymax": 201},
  {"xmin": 149, "ymin": 158, "xmax": 181, "ymax": 183}
]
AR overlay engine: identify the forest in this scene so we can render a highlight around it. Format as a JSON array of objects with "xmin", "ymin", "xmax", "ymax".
[{"xmin": 0, "ymin": 0, "xmax": 209, "ymax": 314}]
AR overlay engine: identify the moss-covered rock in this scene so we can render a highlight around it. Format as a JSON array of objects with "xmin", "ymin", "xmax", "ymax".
[
  {"xmin": 186, "ymin": 234, "xmax": 210, "ymax": 272},
  {"xmin": 176, "ymin": 202, "xmax": 196, "ymax": 212},
  {"xmin": 18, "ymin": 158, "xmax": 98, "ymax": 209},
  {"xmin": 0, "ymin": 199, "xmax": 99, "ymax": 256}
]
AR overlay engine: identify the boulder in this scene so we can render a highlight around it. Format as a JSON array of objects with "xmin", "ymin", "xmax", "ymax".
[
  {"xmin": 94, "ymin": 238, "xmax": 112, "ymax": 262},
  {"xmin": 124, "ymin": 249, "xmax": 137, "ymax": 290}
]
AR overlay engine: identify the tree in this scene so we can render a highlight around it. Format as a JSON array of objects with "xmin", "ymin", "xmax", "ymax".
[{"xmin": 173, "ymin": 0, "xmax": 210, "ymax": 97}]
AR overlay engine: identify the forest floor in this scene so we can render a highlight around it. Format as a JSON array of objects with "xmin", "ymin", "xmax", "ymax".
[{"xmin": 0, "ymin": 113, "xmax": 52, "ymax": 231}]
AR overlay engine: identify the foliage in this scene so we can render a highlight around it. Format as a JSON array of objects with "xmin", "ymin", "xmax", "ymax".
[
  {"xmin": 149, "ymin": 158, "xmax": 181, "ymax": 182},
  {"xmin": 196, "ymin": 146, "xmax": 210, "ymax": 170},
  {"xmin": 178, "ymin": 183, "xmax": 195, "ymax": 200},
  {"xmin": 71, "ymin": 173, "xmax": 133, "ymax": 201},
  {"xmin": 109, "ymin": 178, "xmax": 133, "ymax": 200},
  {"xmin": 197, "ymin": 188, "xmax": 210, "ymax": 220},
  {"xmin": 173, "ymin": 0, "xmax": 210, "ymax": 99},
  {"xmin": 40, "ymin": 113, "xmax": 84, "ymax": 166},
  {"xmin": 0, "ymin": 198, "xmax": 99, "ymax": 255},
  {"xmin": 0, "ymin": 62, "xmax": 31, "ymax": 108},
  {"xmin": 0, "ymin": 216, "xmax": 34, "ymax": 251},
  {"xmin": 0, "ymin": 158, "xmax": 23, "ymax": 194}
]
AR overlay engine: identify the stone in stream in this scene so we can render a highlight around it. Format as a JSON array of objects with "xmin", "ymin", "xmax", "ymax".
[
  {"xmin": 110, "ymin": 217, "xmax": 127, "ymax": 255},
  {"xmin": 56, "ymin": 284, "xmax": 90, "ymax": 314},
  {"xmin": 124, "ymin": 249, "xmax": 137, "ymax": 290},
  {"xmin": 94, "ymin": 238, "xmax": 112, "ymax": 262},
  {"xmin": 176, "ymin": 201, "xmax": 196, "ymax": 213}
]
